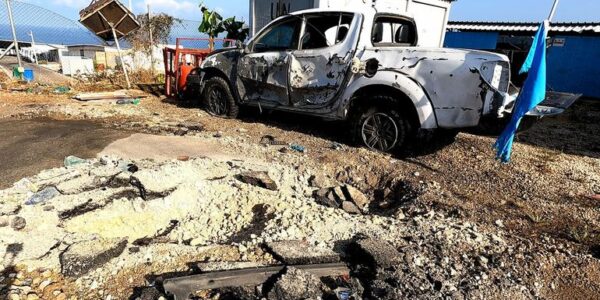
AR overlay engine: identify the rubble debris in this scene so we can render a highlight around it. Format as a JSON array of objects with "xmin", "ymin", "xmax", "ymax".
[
  {"xmin": 25, "ymin": 186, "xmax": 61, "ymax": 205},
  {"xmin": 260, "ymin": 135, "xmax": 287, "ymax": 146},
  {"xmin": 314, "ymin": 185, "xmax": 370, "ymax": 214},
  {"xmin": 237, "ymin": 171, "xmax": 278, "ymax": 191},
  {"xmin": 270, "ymin": 267, "xmax": 325, "ymax": 300},
  {"xmin": 330, "ymin": 142, "xmax": 343, "ymax": 150},
  {"xmin": 341, "ymin": 201, "xmax": 362, "ymax": 215},
  {"xmin": 347, "ymin": 238, "xmax": 402, "ymax": 269},
  {"xmin": 116, "ymin": 99, "xmax": 141, "ymax": 105},
  {"xmin": 265, "ymin": 240, "xmax": 340, "ymax": 265},
  {"xmin": 178, "ymin": 121, "xmax": 204, "ymax": 132},
  {"xmin": 308, "ymin": 174, "xmax": 328, "ymax": 188},
  {"xmin": 63, "ymin": 156, "xmax": 86, "ymax": 167},
  {"xmin": 53, "ymin": 86, "xmax": 70, "ymax": 94},
  {"xmin": 60, "ymin": 238, "xmax": 127, "ymax": 277},
  {"xmin": 163, "ymin": 263, "xmax": 349, "ymax": 300},
  {"xmin": 72, "ymin": 91, "xmax": 145, "ymax": 102},
  {"xmin": 290, "ymin": 144, "xmax": 306, "ymax": 153},
  {"xmin": 177, "ymin": 156, "xmax": 190, "ymax": 162},
  {"xmin": 11, "ymin": 216, "xmax": 27, "ymax": 230}
]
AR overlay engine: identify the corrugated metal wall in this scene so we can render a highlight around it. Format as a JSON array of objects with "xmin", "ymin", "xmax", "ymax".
[
  {"xmin": 445, "ymin": 32, "xmax": 600, "ymax": 99},
  {"xmin": 444, "ymin": 32, "xmax": 498, "ymax": 50},
  {"xmin": 546, "ymin": 36, "xmax": 600, "ymax": 99}
]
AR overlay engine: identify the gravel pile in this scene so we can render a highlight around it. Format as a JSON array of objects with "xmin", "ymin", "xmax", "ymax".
[{"xmin": 2, "ymin": 155, "xmax": 598, "ymax": 299}]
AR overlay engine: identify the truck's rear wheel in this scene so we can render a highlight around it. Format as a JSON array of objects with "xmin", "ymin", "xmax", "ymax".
[
  {"xmin": 202, "ymin": 77, "xmax": 239, "ymax": 118},
  {"xmin": 353, "ymin": 103, "xmax": 410, "ymax": 153}
]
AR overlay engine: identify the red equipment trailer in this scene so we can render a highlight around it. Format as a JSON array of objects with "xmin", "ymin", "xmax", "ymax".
[{"xmin": 163, "ymin": 38, "xmax": 235, "ymax": 98}]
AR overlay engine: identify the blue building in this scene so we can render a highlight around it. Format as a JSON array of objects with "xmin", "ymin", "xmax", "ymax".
[{"xmin": 445, "ymin": 21, "xmax": 600, "ymax": 99}]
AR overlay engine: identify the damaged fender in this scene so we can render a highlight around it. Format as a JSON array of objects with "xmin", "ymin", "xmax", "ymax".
[{"xmin": 340, "ymin": 71, "xmax": 438, "ymax": 129}]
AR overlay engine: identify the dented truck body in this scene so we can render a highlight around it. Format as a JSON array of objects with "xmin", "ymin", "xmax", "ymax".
[{"xmin": 186, "ymin": 6, "xmax": 562, "ymax": 152}]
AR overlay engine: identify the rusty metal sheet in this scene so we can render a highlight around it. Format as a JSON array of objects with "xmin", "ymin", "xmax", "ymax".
[{"xmin": 79, "ymin": 0, "xmax": 140, "ymax": 41}]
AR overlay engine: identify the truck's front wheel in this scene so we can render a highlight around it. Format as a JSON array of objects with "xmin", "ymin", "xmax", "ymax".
[
  {"xmin": 352, "ymin": 103, "xmax": 410, "ymax": 153},
  {"xmin": 202, "ymin": 77, "xmax": 239, "ymax": 118}
]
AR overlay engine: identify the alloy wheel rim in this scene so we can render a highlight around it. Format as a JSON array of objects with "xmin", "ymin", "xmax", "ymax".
[
  {"xmin": 361, "ymin": 113, "xmax": 399, "ymax": 152},
  {"xmin": 208, "ymin": 87, "xmax": 227, "ymax": 115}
]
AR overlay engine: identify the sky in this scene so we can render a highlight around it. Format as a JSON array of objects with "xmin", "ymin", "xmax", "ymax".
[{"xmin": 18, "ymin": 0, "xmax": 600, "ymax": 23}]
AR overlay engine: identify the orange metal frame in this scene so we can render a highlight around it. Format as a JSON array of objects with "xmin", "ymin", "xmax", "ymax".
[{"xmin": 163, "ymin": 38, "xmax": 235, "ymax": 98}]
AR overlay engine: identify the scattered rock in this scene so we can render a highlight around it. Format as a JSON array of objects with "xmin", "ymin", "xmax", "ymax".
[
  {"xmin": 237, "ymin": 171, "xmax": 278, "ymax": 191},
  {"xmin": 341, "ymin": 201, "xmax": 362, "ymax": 215},
  {"xmin": 177, "ymin": 156, "xmax": 190, "ymax": 162},
  {"xmin": 348, "ymin": 238, "xmax": 401, "ymax": 269},
  {"xmin": 0, "ymin": 216, "xmax": 9, "ymax": 227},
  {"xmin": 178, "ymin": 121, "xmax": 204, "ymax": 132},
  {"xmin": 308, "ymin": 174, "xmax": 328, "ymax": 188},
  {"xmin": 270, "ymin": 267, "xmax": 324, "ymax": 300},
  {"xmin": 343, "ymin": 185, "xmax": 369, "ymax": 211},
  {"xmin": 313, "ymin": 185, "xmax": 370, "ymax": 213},
  {"xmin": 265, "ymin": 240, "xmax": 340, "ymax": 265},
  {"xmin": 11, "ymin": 216, "xmax": 27, "ymax": 230},
  {"xmin": 60, "ymin": 238, "xmax": 127, "ymax": 277},
  {"xmin": 313, "ymin": 188, "xmax": 341, "ymax": 208}
]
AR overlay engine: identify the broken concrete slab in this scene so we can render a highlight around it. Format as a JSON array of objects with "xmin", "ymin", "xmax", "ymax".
[
  {"xmin": 343, "ymin": 185, "xmax": 369, "ymax": 211},
  {"xmin": 341, "ymin": 201, "xmax": 362, "ymax": 215},
  {"xmin": 60, "ymin": 238, "xmax": 127, "ymax": 277},
  {"xmin": 313, "ymin": 185, "xmax": 370, "ymax": 213},
  {"xmin": 348, "ymin": 238, "xmax": 402, "ymax": 269},
  {"xmin": 313, "ymin": 188, "xmax": 341, "ymax": 208},
  {"xmin": 265, "ymin": 241, "xmax": 340, "ymax": 265},
  {"xmin": 270, "ymin": 267, "xmax": 324, "ymax": 300},
  {"xmin": 237, "ymin": 171, "xmax": 278, "ymax": 191}
]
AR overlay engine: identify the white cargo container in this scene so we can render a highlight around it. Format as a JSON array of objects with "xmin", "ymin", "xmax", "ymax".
[{"xmin": 249, "ymin": 0, "xmax": 454, "ymax": 47}]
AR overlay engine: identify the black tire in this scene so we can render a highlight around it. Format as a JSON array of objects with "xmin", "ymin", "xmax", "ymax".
[
  {"xmin": 351, "ymin": 96, "xmax": 411, "ymax": 153},
  {"xmin": 202, "ymin": 76, "xmax": 239, "ymax": 118}
]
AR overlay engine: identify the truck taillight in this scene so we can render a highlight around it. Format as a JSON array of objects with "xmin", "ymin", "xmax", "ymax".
[{"xmin": 482, "ymin": 61, "xmax": 510, "ymax": 93}]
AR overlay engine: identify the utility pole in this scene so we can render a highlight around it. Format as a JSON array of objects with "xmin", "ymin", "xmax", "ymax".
[
  {"xmin": 5, "ymin": 0, "xmax": 22, "ymax": 68},
  {"xmin": 548, "ymin": 0, "xmax": 560, "ymax": 21},
  {"xmin": 128, "ymin": 0, "xmax": 132, "ymax": 11},
  {"xmin": 148, "ymin": 4, "xmax": 154, "ymax": 77},
  {"xmin": 111, "ymin": 26, "xmax": 131, "ymax": 89},
  {"xmin": 28, "ymin": 31, "xmax": 38, "ymax": 64}
]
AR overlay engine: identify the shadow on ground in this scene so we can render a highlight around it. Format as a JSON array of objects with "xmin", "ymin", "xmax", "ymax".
[{"xmin": 0, "ymin": 118, "xmax": 131, "ymax": 189}]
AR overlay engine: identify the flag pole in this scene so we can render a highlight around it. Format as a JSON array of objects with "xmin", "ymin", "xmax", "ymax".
[{"xmin": 548, "ymin": 0, "xmax": 560, "ymax": 21}]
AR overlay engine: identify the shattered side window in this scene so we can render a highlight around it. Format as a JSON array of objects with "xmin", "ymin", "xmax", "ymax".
[
  {"xmin": 372, "ymin": 16, "xmax": 417, "ymax": 46},
  {"xmin": 300, "ymin": 13, "xmax": 354, "ymax": 50},
  {"xmin": 253, "ymin": 18, "xmax": 302, "ymax": 52}
]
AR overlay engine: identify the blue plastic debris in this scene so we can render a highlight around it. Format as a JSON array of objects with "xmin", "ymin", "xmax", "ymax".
[
  {"xmin": 290, "ymin": 144, "xmax": 306, "ymax": 153},
  {"xmin": 26, "ymin": 186, "xmax": 60, "ymax": 205}
]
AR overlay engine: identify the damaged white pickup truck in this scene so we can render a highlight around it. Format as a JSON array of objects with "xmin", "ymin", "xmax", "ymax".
[{"xmin": 185, "ymin": 6, "xmax": 569, "ymax": 153}]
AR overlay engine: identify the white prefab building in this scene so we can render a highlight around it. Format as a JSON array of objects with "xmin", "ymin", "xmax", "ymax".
[{"xmin": 249, "ymin": 0, "xmax": 454, "ymax": 47}]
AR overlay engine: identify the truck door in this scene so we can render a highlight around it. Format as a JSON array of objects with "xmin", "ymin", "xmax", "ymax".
[
  {"xmin": 288, "ymin": 12, "xmax": 361, "ymax": 107},
  {"xmin": 237, "ymin": 17, "xmax": 302, "ymax": 106}
]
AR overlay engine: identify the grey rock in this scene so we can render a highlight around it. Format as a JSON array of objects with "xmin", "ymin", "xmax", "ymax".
[
  {"xmin": 349, "ymin": 238, "xmax": 401, "ymax": 269},
  {"xmin": 343, "ymin": 185, "xmax": 369, "ymax": 211},
  {"xmin": 341, "ymin": 201, "xmax": 362, "ymax": 215},
  {"xmin": 271, "ymin": 267, "xmax": 324, "ymax": 300},
  {"xmin": 11, "ymin": 216, "xmax": 26, "ymax": 231},
  {"xmin": 313, "ymin": 188, "xmax": 341, "ymax": 208},
  {"xmin": 60, "ymin": 238, "xmax": 127, "ymax": 277},
  {"xmin": 265, "ymin": 240, "xmax": 340, "ymax": 265},
  {"xmin": 0, "ymin": 216, "xmax": 9, "ymax": 227},
  {"xmin": 237, "ymin": 171, "xmax": 278, "ymax": 191}
]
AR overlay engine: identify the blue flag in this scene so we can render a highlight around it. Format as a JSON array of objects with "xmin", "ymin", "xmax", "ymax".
[{"xmin": 495, "ymin": 21, "xmax": 549, "ymax": 163}]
